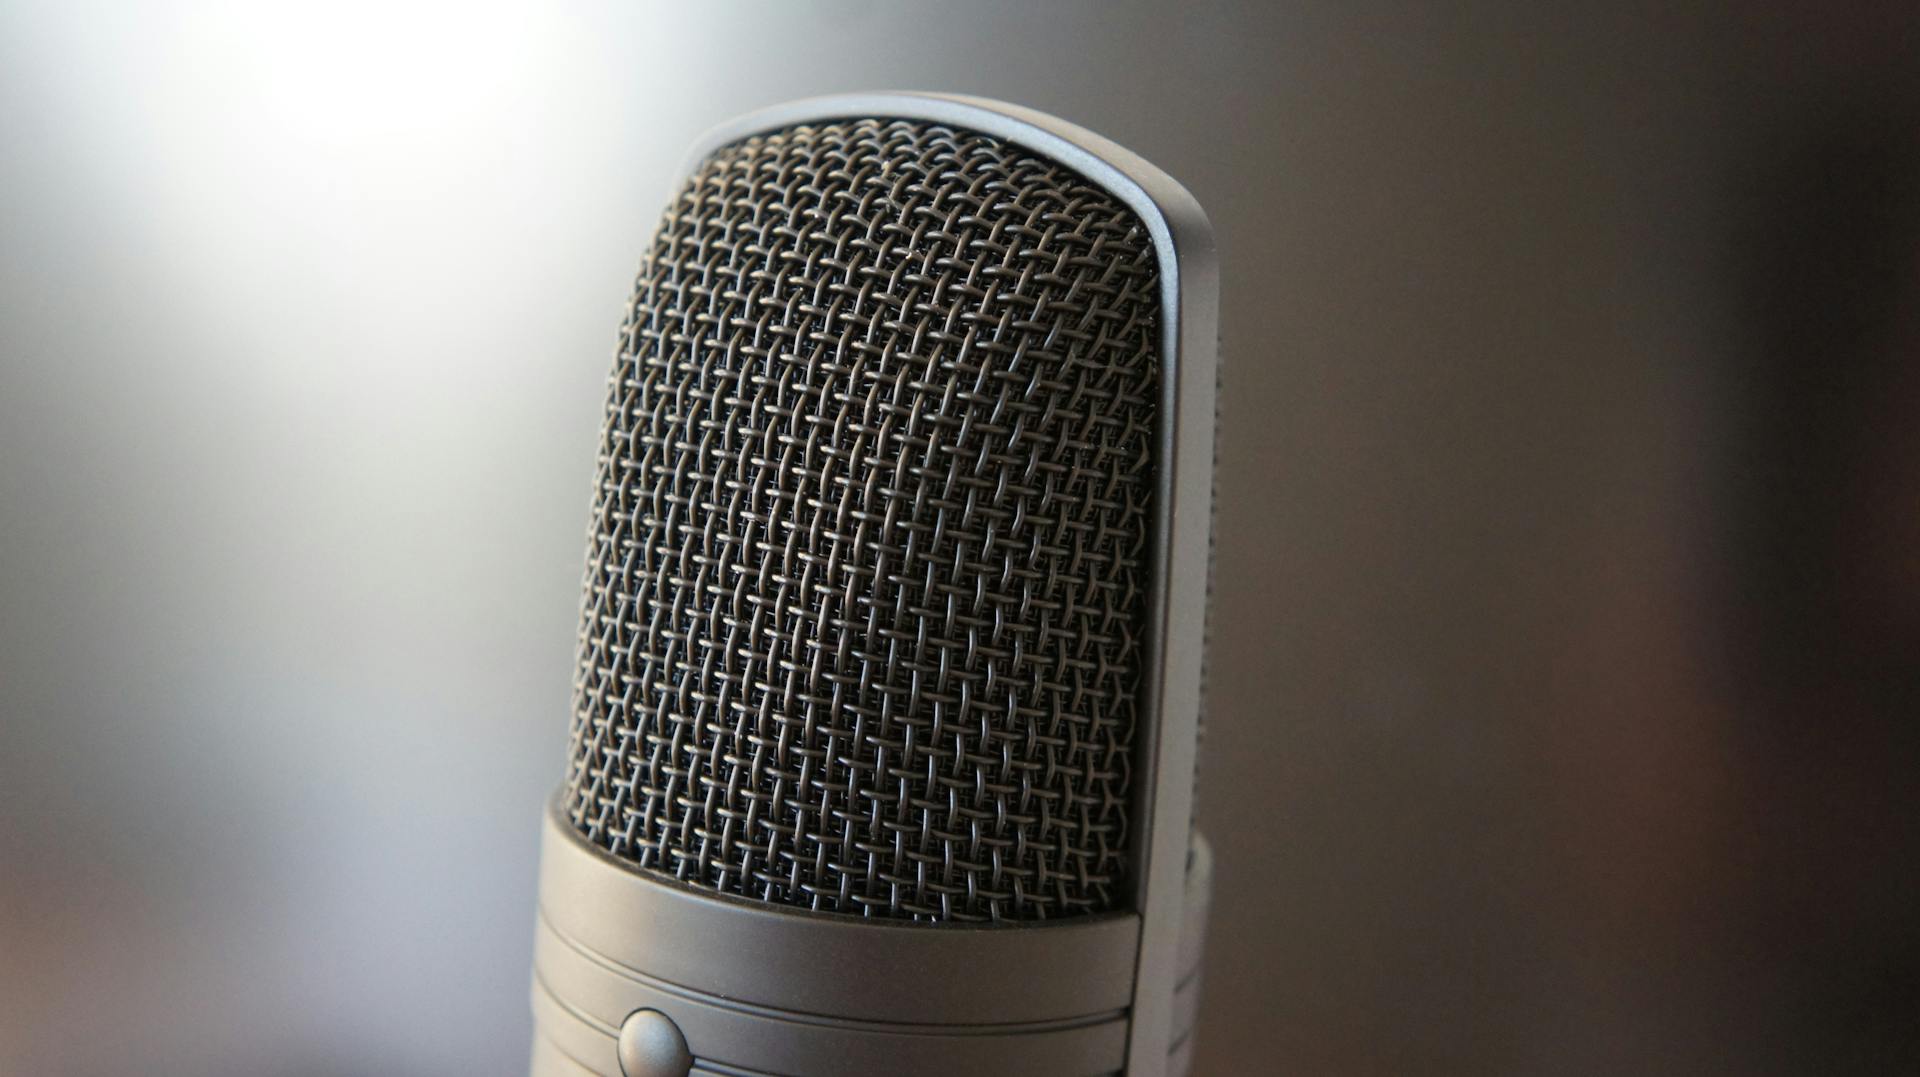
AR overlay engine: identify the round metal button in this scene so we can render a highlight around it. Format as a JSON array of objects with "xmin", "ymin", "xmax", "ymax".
[{"xmin": 617, "ymin": 1008, "xmax": 692, "ymax": 1077}]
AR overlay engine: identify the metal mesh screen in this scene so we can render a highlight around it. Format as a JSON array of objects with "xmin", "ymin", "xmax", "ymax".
[{"xmin": 563, "ymin": 118, "xmax": 1160, "ymax": 922}]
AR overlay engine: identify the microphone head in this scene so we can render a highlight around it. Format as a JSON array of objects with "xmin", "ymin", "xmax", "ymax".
[
  {"xmin": 532, "ymin": 96, "xmax": 1217, "ymax": 1077},
  {"xmin": 562, "ymin": 117, "xmax": 1161, "ymax": 923}
]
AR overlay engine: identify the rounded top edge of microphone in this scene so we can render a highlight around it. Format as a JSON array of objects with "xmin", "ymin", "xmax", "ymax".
[{"xmin": 679, "ymin": 91, "xmax": 1215, "ymax": 266}]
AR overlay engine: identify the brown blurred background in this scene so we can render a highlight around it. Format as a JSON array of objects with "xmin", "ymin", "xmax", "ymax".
[{"xmin": 3, "ymin": 3, "xmax": 1917, "ymax": 1074}]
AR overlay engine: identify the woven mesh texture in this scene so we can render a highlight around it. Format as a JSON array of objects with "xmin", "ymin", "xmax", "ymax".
[{"xmin": 563, "ymin": 118, "xmax": 1160, "ymax": 922}]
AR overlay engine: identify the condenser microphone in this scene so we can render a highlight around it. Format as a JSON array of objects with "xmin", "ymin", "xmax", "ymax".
[{"xmin": 530, "ymin": 93, "xmax": 1218, "ymax": 1077}]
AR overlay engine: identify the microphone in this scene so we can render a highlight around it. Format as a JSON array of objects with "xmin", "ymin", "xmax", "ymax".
[{"xmin": 530, "ymin": 93, "xmax": 1218, "ymax": 1077}]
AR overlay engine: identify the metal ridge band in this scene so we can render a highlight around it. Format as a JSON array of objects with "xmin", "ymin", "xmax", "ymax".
[
  {"xmin": 538, "ymin": 801, "xmax": 1140, "ymax": 1025},
  {"xmin": 531, "ymin": 931, "xmax": 1128, "ymax": 1077},
  {"xmin": 534, "ymin": 803, "xmax": 1138, "ymax": 1075},
  {"xmin": 532, "ymin": 805, "xmax": 1215, "ymax": 1076}
]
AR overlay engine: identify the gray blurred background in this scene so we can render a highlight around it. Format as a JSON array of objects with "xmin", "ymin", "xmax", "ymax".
[{"xmin": 4, "ymin": 2, "xmax": 1918, "ymax": 1074}]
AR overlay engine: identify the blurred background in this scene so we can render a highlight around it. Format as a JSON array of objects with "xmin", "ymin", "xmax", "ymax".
[{"xmin": 4, "ymin": 2, "xmax": 1917, "ymax": 1074}]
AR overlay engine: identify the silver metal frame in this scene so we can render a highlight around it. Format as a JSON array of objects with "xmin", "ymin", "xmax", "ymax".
[{"xmin": 532, "ymin": 92, "xmax": 1218, "ymax": 1077}]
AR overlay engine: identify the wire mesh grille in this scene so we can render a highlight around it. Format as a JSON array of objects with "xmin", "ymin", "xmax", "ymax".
[{"xmin": 563, "ymin": 118, "xmax": 1160, "ymax": 921}]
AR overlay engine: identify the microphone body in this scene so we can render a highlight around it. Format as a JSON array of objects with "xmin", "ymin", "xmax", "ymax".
[{"xmin": 531, "ymin": 93, "xmax": 1218, "ymax": 1077}]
